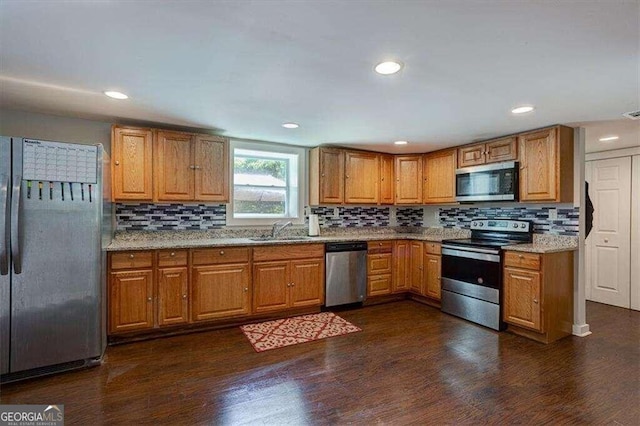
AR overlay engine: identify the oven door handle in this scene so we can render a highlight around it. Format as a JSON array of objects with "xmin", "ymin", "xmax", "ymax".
[
  {"xmin": 442, "ymin": 247, "xmax": 500, "ymax": 263},
  {"xmin": 441, "ymin": 245, "xmax": 501, "ymax": 255}
]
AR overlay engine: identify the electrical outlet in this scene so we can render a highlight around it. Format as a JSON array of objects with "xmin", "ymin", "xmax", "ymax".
[
  {"xmin": 548, "ymin": 208, "xmax": 558, "ymax": 220},
  {"xmin": 333, "ymin": 206, "xmax": 340, "ymax": 218}
]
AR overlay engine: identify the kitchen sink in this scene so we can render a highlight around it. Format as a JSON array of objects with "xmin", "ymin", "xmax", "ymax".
[{"xmin": 249, "ymin": 236, "xmax": 311, "ymax": 241}]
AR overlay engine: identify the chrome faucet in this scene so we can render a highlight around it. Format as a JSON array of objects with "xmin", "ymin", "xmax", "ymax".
[{"xmin": 271, "ymin": 220, "xmax": 292, "ymax": 238}]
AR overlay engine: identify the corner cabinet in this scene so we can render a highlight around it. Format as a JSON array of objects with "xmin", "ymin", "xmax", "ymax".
[
  {"xmin": 518, "ymin": 126, "xmax": 574, "ymax": 203},
  {"xmin": 111, "ymin": 126, "xmax": 154, "ymax": 201},
  {"xmin": 395, "ymin": 156, "xmax": 423, "ymax": 204},
  {"xmin": 503, "ymin": 250, "xmax": 574, "ymax": 343},
  {"xmin": 422, "ymin": 149, "xmax": 457, "ymax": 204},
  {"xmin": 252, "ymin": 244, "xmax": 325, "ymax": 313}
]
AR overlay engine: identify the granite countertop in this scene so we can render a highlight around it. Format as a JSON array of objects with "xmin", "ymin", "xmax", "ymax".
[
  {"xmin": 106, "ymin": 227, "xmax": 471, "ymax": 251},
  {"xmin": 106, "ymin": 228, "xmax": 578, "ymax": 254}
]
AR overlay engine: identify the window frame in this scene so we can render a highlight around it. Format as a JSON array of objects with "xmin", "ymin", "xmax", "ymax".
[{"xmin": 226, "ymin": 139, "xmax": 307, "ymax": 226}]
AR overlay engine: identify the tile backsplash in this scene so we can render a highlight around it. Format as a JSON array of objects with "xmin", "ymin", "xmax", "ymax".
[
  {"xmin": 116, "ymin": 203, "xmax": 226, "ymax": 231},
  {"xmin": 439, "ymin": 206, "xmax": 579, "ymax": 236},
  {"xmin": 310, "ymin": 206, "xmax": 390, "ymax": 227}
]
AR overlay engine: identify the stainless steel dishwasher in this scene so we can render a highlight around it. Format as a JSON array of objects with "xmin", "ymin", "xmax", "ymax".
[{"xmin": 325, "ymin": 242, "xmax": 367, "ymax": 307}]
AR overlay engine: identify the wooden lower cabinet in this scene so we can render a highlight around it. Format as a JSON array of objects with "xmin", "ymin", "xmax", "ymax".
[
  {"xmin": 157, "ymin": 267, "xmax": 189, "ymax": 326},
  {"xmin": 423, "ymin": 254, "xmax": 442, "ymax": 300},
  {"xmin": 191, "ymin": 263, "xmax": 251, "ymax": 321},
  {"xmin": 503, "ymin": 250, "xmax": 574, "ymax": 343},
  {"xmin": 253, "ymin": 257, "xmax": 324, "ymax": 313},
  {"xmin": 367, "ymin": 242, "xmax": 393, "ymax": 296},
  {"xmin": 392, "ymin": 241, "xmax": 410, "ymax": 292},
  {"xmin": 109, "ymin": 269, "xmax": 154, "ymax": 334},
  {"xmin": 408, "ymin": 241, "xmax": 424, "ymax": 294}
]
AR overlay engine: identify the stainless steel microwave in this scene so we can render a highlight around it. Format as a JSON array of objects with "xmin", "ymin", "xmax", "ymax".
[{"xmin": 455, "ymin": 161, "xmax": 518, "ymax": 202}]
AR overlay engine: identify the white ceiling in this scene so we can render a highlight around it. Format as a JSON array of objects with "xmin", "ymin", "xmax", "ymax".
[{"xmin": 1, "ymin": 1, "xmax": 638, "ymax": 153}]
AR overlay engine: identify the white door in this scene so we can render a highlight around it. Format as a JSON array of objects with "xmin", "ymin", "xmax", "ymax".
[{"xmin": 585, "ymin": 157, "xmax": 632, "ymax": 308}]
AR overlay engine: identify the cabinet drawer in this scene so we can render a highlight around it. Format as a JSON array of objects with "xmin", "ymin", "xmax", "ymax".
[
  {"xmin": 253, "ymin": 244, "xmax": 324, "ymax": 262},
  {"xmin": 504, "ymin": 251, "xmax": 541, "ymax": 270},
  {"xmin": 367, "ymin": 240, "xmax": 393, "ymax": 254},
  {"xmin": 424, "ymin": 242, "xmax": 441, "ymax": 255},
  {"xmin": 158, "ymin": 250, "xmax": 188, "ymax": 267},
  {"xmin": 367, "ymin": 254, "xmax": 392, "ymax": 274},
  {"xmin": 192, "ymin": 247, "xmax": 251, "ymax": 265},
  {"xmin": 111, "ymin": 251, "xmax": 153, "ymax": 270},
  {"xmin": 368, "ymin": 274, "xmax": 392, "ymax": 296}
]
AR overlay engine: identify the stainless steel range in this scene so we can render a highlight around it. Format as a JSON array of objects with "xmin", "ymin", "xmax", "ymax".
[{"xmin": 440, "ymin": 219, "xmax": 533, "ymax": 331}]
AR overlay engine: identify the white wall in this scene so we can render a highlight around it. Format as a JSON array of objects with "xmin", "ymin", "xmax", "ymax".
[{"xmin": 0, "ymin": 108, "xmax": 112, "ymax": 154}]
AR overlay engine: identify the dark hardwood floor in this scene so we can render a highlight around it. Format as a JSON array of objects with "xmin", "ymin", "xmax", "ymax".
[{"xmin": 1, "ymin": 301, "xmax": 639, "ymax": 425}]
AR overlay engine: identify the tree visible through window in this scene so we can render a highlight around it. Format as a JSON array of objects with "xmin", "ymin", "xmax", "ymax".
[{"xmin": 232, "ymin": 147, "xmax": 299, "ymax": 219}]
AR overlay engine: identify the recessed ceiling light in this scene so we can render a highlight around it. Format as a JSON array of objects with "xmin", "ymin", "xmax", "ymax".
[
  {"xmin": 394, "ymin": 140, "xmax": 408, "ymax": 145},
  {"xmin": 104, "ymin": 91, "xmax": 128, "ymax": 100},
  {"xmin": 511, "ymin": 105, "xmax": 534, "ymax": 114},
  {"xmin": 599, "ymin": 135, "xmax": 619, "ymax": 142},
  {"xmin": 375, "ymin": 61, "xmax": 403, "ymax": 75},
  {"xmin": 282, "ymin": 122, "xmax": 299, "ymax": 129}
]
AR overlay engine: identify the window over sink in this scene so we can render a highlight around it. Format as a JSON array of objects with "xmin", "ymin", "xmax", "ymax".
[{"xmin": 227, "ymin": 139, "xmax": 306, "ymax": 226}]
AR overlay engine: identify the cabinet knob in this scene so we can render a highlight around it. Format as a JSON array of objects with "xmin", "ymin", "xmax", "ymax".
[
  {"xmin": 129, "ymin": 254, "xmax": 134, "ymax": 259},
  {"xmin": 244, "ymin": 287, "xmax": 248, "ymax": 292},
  {"xmin": 438, "ymin": 276, "xmax": 441, "ymax": 280},
  {"xmin": 219, "ymin": 251, "xmax": 224, "ymax": 255},
  {"xmin": 321, "ymin": 173, "xmax": 325, "ymax": 177},
  {"xmin": 345, "ymin": 175, "xmax": 349, "ymax": 178},
  {"xmin": 533, "ymin": 299, "xmax": 539, "ymax": 304},
  {"xmin": 147, "ymin": 297, "xmax": 152, "ymax": 302},
  {"xmin": 170, "ymin": 252, "xmax": 176, "ymax": 257},
  {"xmin": 604, "ymin": 239, "xmax": 609, "ymax": 243},
  {"xmin": 518, "ymin": 254, "xmax": 524, "ymax": 259},
  {"xmin": 381, "ymin": 177, "xmax": 384, "ymax": 181},
  {"xmin": 182, "ymin": 294, "xmax": 187, "ymax": 299},
  {"xmin": 379, "ymin": 243, "xmax": 382, "ymax": 246},
  {"xmin": 291, "ymin": 282, "xmax": 295, "ymax": 287},
  {"xmin": 194, "ymin": 165, "xmax": 202, "ymax": 170},
  {"xmin": 189, "ymin": 165, "xmax": 196, "ymax": 170},
  {"xmin": 114, "ymin": 160, "xmax": 120, "ymax": 166}
]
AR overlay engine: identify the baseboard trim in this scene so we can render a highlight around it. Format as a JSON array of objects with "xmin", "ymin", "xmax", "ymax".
[{"xmin": 572, "ymin": 323, "xmax": 592, "ymax": 337}]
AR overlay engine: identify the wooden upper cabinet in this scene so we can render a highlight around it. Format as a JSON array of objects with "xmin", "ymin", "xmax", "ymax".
[
  {"xmin": 112, "ymin": 126, "xmax": 153, "ymax": 201},
  {"xmin": 458, "ymin": 144, "xmax": 485, "ymax": 168},
  {"xmin": 458, "ymin": 137, "xmax": 517, "ymax": 168},
  {"xmin": 423, "ymin": 149, "xmax": 457, "ymax": 204},
  {"xmin": 519, "ymin": 126, "xmax": 573, "ymax": 203},
  {"xmin": 486, "ymin": 137, "xmax": 517, "ymax": 163},
  {"xmin": 379, "ymin": 154, "xmax": 394, "ymax": 204},
  {"xmin": 309, "ymin": 147, "xmax": 344, "ymax": 204},
  {"xmin": 155, "ymin": 131, "xmax": 194, "ymax": 201},
  {"xmin": 395, "ymin": 156, "xmax": 422, "ymax": 204},
  {"xmin": 345, "ymin": 151, "xmax": 379, "ymax": 204},
  {"xmin": 194, "ymin": 135, "xmax": 229, "ymax": 202}
]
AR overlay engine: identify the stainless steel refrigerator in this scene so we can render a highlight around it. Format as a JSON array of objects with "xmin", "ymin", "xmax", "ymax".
[{"xmin": 1, "ymin": 137, "xmax": 112, "ymax": 382}]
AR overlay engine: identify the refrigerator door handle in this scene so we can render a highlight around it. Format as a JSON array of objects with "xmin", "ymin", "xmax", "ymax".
[
  {"xmin": 0, "ymin": 172, "xmax": 8, "ymax": 275},
  {"xmin": 11, "ymin": 174, "xmax": 22, "ymax": 274}
]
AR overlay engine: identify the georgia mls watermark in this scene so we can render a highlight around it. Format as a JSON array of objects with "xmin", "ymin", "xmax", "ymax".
[{"xmin": 0, "ymin": 405, "xmax": 64, "ymax": 426}]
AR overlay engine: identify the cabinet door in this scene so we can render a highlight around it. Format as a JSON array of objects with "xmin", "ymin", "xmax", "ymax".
[
  {"xmin": 503, "ymin": 267, "xmax": 542, "ymax": 332},
  {"xmin": 409, "ymin": 241, "xmax": 424, "ymax": 294},
  {"xmin": 194, "ymin": 135, "xmax": 228, "ymax": 202},
  {"xmin": 424, "ymin": 254, "xmax": 441, "ymax": 300},
  {"xmin": 319, "ymin": 148, "xmax": 344, "ymax": 203},
  {"xmin": 393, "ymin": 241, "xmax": 410, "ymax": 292},
  {"xmin": 519, "ymin": 128, "xmax": 557, "ymax": 201},
  {"xmin": 253, "ymin": 261, "xmax": 290, "ymax": 313},
  {"xmin": 112, "ymin": 127, "xmax": 153, "ymax": 200},
  {"xmin": 423, "ymin": 150, "xmax": 457, "ymax": 203},
  {"xmin": 395, "ymin": 156, "xmax": 422, "ymax": 204},
  {"xmin": 345, "ymin": 151, "xmax": 379, "ymax": 204},
  {"xmin": 368, "ymin": 274, "xmax": 392, "ymax": 296},
  {"xmin": 486, "ymin": 137, "xmax": 517, "ymax": 163},
  {"xmin": 157, "ymin": 267, "xmax": 189, "ymax": 326},
  {"xmin": 458, "ymin": 144, "xmax": 485, "ymax": 168},
  {"xmin": 155, "ymin": 131, "xmax": 194, "ymax": 201},
  {"xmin": 191, "ymin": 263, "xmax": 251, "ymax": 321},
  {"xmin": 290, "ymin": 259, "xmax": 324, "ymax": 308},
  {"xmin": 109, "ymin": 270, "xmax": 154, "ymax": 334},
  {"xmin": 379, "ymin": 154, "xmax": 395, "ymax": 204}
]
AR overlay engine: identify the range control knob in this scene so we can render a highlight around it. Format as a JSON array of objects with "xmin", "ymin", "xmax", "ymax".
[
  {"xmin": 512, "ymin": 223, "xmax": 518, "ymax": 228},
  {"xmin": 478, "ymin": 222, "xmax": 484, "ymax": 227},
  {"xmin": 472, "ymin": 221, "xmax": 477, "ymax": 227},
  {"xmin": 520, "ymin": 223, "xmax": 526, "ymax": 229}
]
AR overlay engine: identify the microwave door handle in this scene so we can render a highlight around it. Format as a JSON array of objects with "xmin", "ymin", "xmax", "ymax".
[
  {"xmin": 0, "ymin": 173, "xmax": 8, "ymax": 275},
  {"xmin": 10, "ymin": 174, "xmax": 22, "ymax": 274}
]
